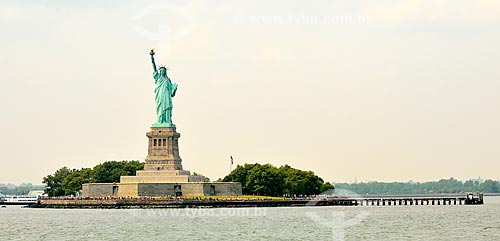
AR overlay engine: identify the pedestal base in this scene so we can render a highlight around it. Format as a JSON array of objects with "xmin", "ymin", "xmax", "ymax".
[
  {"xmin": 82, "ymin": 182, "xmax": 243, "ymax": 197},
  {"xmin": 120, "ymin": 169, "xmax": 205, "ymax": 183},
  {"xmin": 152, "ymin": 122, "xmax": 176, "ymax": 128},
  {"xmin": 82, "ymin": 124, "xmax": 243, "ymax": 198}
]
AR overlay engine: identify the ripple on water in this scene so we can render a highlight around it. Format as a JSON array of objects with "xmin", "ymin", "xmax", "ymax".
[{"xmin": 1, "ymin": 197, "xmax": 499, "ymax": 240}]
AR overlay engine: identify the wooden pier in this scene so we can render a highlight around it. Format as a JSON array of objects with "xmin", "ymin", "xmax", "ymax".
[{"xmin": 312, "ymin": 193, "xmax": 484, "ymax": 206}]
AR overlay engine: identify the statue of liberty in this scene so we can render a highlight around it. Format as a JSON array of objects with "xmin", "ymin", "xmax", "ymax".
[{"xmin": 150, "ymin": 49, "xmax": 178, "ymax": 127}]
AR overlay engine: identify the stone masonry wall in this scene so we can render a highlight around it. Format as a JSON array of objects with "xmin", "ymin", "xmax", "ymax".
[
  {"xmin": 82, "ymin": 183, "xmax": 117, "ymax": 197},
  {"xmin": 83, "ymin": 182, "xmax": 242, "ymax": 197}
]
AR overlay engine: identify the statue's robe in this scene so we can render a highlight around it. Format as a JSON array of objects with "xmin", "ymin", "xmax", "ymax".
[{"xmin": 153, "ymin": 71, "xmax": 177, "ymax": 123}]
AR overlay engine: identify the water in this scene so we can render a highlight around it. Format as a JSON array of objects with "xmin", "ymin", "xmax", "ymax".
[{"xmin": 1, "ymin": 196, "xmax": 499, "ymax": 241}]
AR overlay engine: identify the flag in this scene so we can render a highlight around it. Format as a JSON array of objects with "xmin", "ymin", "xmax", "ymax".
[{"xmin": 230, "ymin": 155, "xmax": 233, "ymax": 165}]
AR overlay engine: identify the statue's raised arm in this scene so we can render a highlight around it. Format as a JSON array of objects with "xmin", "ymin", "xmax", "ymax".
[{"xmin": 150, "ymin": 49, "xmax": 157, "ymax": 73}]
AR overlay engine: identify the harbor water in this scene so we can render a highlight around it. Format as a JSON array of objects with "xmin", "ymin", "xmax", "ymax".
[{"xmin": 1, "ymin": 196, "xmax": 499, "ymax": 240}]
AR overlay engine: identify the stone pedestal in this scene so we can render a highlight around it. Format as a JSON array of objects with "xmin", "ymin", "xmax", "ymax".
[
  {"xmin": 84, "ymin": 127, "xmax": 242, "ymax": 197},
  {"xmin": 144, "ymin": 127, "xmax": 183, "ymax": 171},
  {"xmin": 120, "ymin": 127, "xmax": 205, "ymax": 183}
]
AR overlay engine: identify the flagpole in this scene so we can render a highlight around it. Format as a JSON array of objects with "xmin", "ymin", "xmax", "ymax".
[{"xmin": 229, "ymin": 155, "xmax": 233, "ymax": 174}]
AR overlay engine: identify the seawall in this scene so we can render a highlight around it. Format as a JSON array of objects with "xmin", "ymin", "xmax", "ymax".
[{"xmin": 29, "ymin": 194, "xmax": 483, "ymax": 209}]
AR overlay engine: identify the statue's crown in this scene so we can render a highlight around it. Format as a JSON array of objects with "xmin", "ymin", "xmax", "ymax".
[{"xmin": 159, "ymin": 65, "xmax": 169, "ymax": 70}]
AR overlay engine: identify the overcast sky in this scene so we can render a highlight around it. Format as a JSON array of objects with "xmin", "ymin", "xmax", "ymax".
[{"xmin": 1, "ymin": 0, "xmax": 499, "ymax": 184}]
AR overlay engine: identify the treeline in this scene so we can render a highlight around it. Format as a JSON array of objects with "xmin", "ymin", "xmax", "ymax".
[
  {"xmin": 43, "ymin": 160, "xmax": 143, "ymax": 196},
  {"xmin": 334, "ymin": 178, "xmax": 500, "ymax": 195},
  {"xmin": 223, "ymin": 163, "xmax": 334, "ymax": 197},
  {"xmin": 0, "ymin": 184, "xmax": 46, "ymax": 195}
]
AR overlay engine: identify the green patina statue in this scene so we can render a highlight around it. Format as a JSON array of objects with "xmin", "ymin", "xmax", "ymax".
[{"xmin": 150, "ymin": 49, "xmax": 178, "ymax": 127}]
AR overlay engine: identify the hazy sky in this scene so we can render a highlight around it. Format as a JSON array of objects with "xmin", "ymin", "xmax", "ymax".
[{"xmin": 1, "ymin": 0, "xmax": 499, "ymax": 184}]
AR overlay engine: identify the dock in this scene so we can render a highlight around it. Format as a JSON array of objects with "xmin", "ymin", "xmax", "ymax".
[{"xmin": 340, "ymin": 193, "xmax": 484, "ymax": 206}]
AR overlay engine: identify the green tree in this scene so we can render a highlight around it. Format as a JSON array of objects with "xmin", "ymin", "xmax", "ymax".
[
  {"xmin": 42, "ymin": 160, "xmax": 144, "ymax": 197},
  {"xmin": 223, "ymin": 163, "xmax": 332, "ymax": 196},
  {"xmin": 333, "ymin": 178, "xmax": 500, "ymax": 195},
  {"xmin": 223, "ymin": 163, "xmax": 258, "ymax": 193},
  {"xmin": 92, "ymin": 160, "xmax": 143, "ymax": 183},
  {"xmin": 245, "ymin": 164, "xmax": 283, "ymax": 196},
  {"xmin": 320, "ymin": 182, "xmax": 335, "ymax": 193},
  {"xmin": 43, "ymin": 167, "xmax": 74, "ymax": 197},
  {"xmin": 479, "ymin": 180, "xmax": 500, "ymax": 193},
  {"xmin": 61, "ymin": 168, "xmax": 93, "ymax": 195},
  {"xmin": 279, "ymin": 165, "xmax": 324, "ymax": 195}
]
